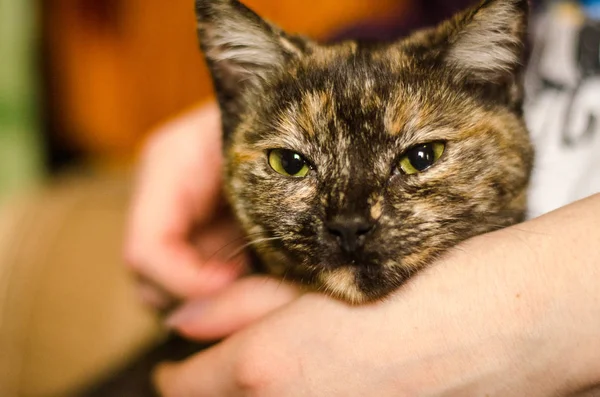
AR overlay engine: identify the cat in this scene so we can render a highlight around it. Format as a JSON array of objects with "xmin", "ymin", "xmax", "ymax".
[
  {"xmin": 78, "ymin": 1, "xmax": 534, "ymax": 394},
  {"xmin": 196, "ymin": 0, "xmax": 534, "ymax": 304}
]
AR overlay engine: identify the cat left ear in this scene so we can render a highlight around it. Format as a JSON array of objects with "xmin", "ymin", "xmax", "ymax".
[
  {"xmin": 195, "ymin": 0, "xmax": 308, "ymax": 137},
  {"xmin": 443, "ymin": 0, "xmax": 529, "ymax": 83}
]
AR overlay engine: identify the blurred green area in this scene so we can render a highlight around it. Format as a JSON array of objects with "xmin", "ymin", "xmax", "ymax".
[{"xmin": 0, "ymin": 0, "xmax": 45, "ymax": 201}]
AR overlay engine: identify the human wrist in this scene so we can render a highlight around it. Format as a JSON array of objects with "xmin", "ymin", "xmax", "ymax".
[{"xmin": 486, "ymin": 195, "xmax": 600, "ymax": 392}]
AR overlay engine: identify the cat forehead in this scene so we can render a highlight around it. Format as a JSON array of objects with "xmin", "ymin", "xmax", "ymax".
[
  {"xmin": 263, "ymin": 66, "xmax": 470, "ymax": 138},
  {"xmin": 282, "ymin": 55, "xmax": 395, "ymax": 100},
  {"xmin": 238, "ymin": 44, "xmax": 498, "ymax": 148},
  {"xmin": 267, "ymin": 45, "xmax": 464, "ymax": 115}
]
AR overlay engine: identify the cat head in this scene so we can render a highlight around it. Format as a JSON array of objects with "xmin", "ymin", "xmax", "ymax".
[{"xmin": 196, "ymin": 0, "xmax": 534, "ymax": 303}]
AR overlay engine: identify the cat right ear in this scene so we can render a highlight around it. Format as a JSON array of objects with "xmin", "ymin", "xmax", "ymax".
[{"xmin": 196, "ymin": 0, "xmax": 307, "ymax": 137}]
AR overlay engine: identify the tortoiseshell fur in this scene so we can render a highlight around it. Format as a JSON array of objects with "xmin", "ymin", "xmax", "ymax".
[{"xmin": 196, "ymin": 0, "xmax": 534, "ymax": 303}]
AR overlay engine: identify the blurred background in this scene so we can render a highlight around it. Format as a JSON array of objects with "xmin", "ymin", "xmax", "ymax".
[{"xmin": 0, "ymin": 0, "xmax": 410, "ymax": 395}]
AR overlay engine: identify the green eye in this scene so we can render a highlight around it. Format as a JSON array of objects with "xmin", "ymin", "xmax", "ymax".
[
  {"xmin": 399, "ymin": 142, "xmax": 445, "ymax": 175},
  {"xmin": 268, "ymin": 149, "xmax": 311, "ymax": 177}
]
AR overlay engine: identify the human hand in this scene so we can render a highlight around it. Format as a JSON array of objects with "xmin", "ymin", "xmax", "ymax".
[
  {"xmin": 156, "ymin": 195, "xmax": 600, "ymax": 396},
  {"xmin": 125, "ymin": 103, "xmax": 246, "ymax": 310}
]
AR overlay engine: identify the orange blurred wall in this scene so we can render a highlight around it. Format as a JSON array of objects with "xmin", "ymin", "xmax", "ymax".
[{"xmin": 44, "ymin": 0, "xmax": 402, "ymax": 164}]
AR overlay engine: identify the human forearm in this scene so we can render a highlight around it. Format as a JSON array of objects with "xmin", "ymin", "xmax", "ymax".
[{"xmin": 440, "ymin": 193, "xmax": 600, "ymax": 393}]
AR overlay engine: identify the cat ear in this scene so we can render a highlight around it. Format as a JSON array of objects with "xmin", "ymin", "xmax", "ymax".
[
  {"xmin": 443, "ymin": 0, "xmax": 529, "ymax": 82},
  {"xmin": 406, "ymin": 0, "xmax": 528, "ymax": 89},
  {"xmin": 195, "ymin": 0, "xmax": 308, "ymax": 136}
]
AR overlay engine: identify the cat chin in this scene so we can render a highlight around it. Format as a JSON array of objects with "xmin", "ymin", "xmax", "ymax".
[
  {"xmin": 318, "ymin": 266, "xmax": 368, "ymax": 304},
  {"xmin": 311, "ymin": 258, "xmax": 414, "ymax": 304},
  {"xmin": 315, "ymin": 265, "xmax": 400, "ymax": 305}
]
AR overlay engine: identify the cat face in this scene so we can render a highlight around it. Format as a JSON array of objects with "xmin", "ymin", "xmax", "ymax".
[{"xmin": 196, "ymin": 0, "xmax": 534, "ymax": 303}]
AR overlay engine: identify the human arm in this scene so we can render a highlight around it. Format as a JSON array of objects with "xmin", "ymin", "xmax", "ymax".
[{"xmin": 156, "ymin": 193, "xmax": 600, "ymax": 396}]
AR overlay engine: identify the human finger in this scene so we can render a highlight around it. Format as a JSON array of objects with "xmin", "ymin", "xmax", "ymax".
[{"xmin": 166, "ymin": 276, "xmax": 300, "ymax": 340}]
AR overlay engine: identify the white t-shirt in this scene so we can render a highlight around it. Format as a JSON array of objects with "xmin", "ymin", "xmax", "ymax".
[{"xmin": 525, "ymin": 3, "xmax": 600, "ymax": 217}]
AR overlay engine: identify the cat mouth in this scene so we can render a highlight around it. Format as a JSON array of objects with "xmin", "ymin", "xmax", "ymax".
[{"xmin": 323, "ymin": 258, "xmax": 380, "ymax": 272}]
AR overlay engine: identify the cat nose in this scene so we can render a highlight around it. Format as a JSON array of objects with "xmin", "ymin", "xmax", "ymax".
[{"xmin": 326, "ymin": 215, "xmax": 375, "ymax": 253}]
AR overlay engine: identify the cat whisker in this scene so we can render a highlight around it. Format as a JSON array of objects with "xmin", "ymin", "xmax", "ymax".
[
  {"xmin": 448, "ymin": 245, "xmax": 469, "ymax": 256},
  {"xmin": 275, "ymin": 267, "xmax": 293, "ymax": 294},
  {"xmin": 199, "ymin": 232, "xmax": 270, "ymax": 283},
  {"xmin": 202, "ymin": 231, "xmax": 266, "ymax": 264},
  {"xmin": 224, "ymin": 236, "xmax": 282, "ymax": 262},
  {"xmin": 487, "ymin": 225, "xmax": 538, "ymax": 255},
  {"xmin": 482, "ymin": 220, "xmax": 550, "ymax": 237},
  {"xmin": 505, "ymin": 226, "xmax": 551, "ymax": 236}
]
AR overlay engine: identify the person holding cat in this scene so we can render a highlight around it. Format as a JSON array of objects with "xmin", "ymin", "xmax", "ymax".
[{"xmin": 125, "ymin": 0, "xmax": 600, "ymax": 395}]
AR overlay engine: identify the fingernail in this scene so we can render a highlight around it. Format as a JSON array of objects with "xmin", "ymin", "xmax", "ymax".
[{"xmin": 166, "ymin": 299, "xmax": 207, "ymax": 329}]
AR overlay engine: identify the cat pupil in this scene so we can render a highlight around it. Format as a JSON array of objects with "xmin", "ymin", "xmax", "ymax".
[
  {"xmin": 408, "ymin": 144, "xmax": 435, "ymax": 171},
  {"xmin": 281, "ymin": 151, "xmax": 305, "ymax": 175}
]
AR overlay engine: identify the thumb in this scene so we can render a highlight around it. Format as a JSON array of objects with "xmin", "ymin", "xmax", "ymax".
[{"xmin": 166, "ymin": 276, "xmax": 301, "ymax": 340}]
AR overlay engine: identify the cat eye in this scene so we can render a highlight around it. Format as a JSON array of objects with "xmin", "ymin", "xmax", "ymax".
[
  {"xmin": 268, "ymin": 149, "xmax": 311, "ymax": 177},
  {"xmin": 398, "ymin": 142, "xmax": 446, "ymax": 175}
]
